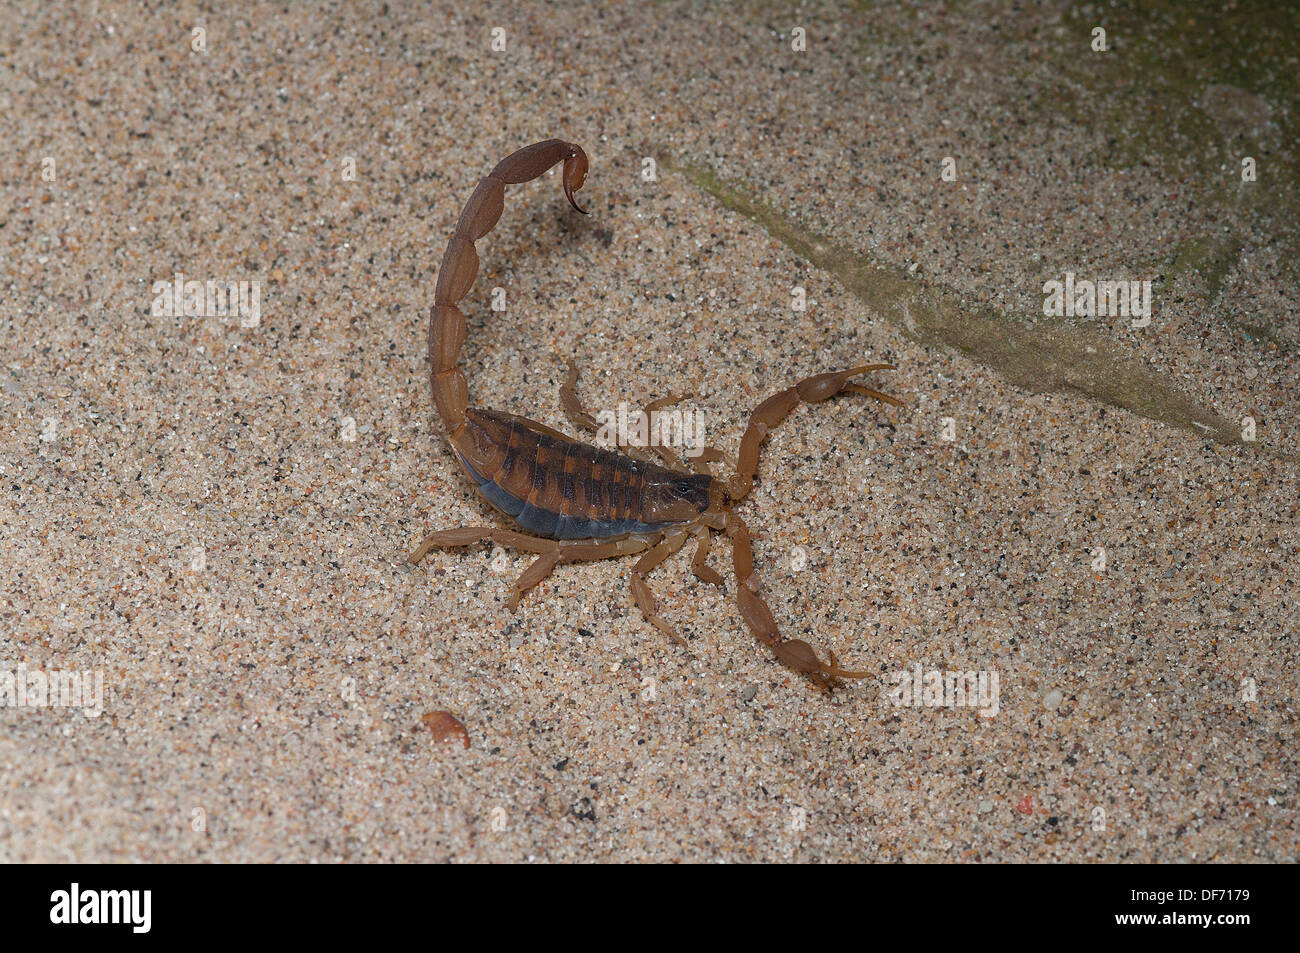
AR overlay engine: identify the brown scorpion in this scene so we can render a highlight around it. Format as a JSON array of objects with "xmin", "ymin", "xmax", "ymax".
[{"xmin": 409, "ymin": 139, "xmax": 902, "ymax": 683}]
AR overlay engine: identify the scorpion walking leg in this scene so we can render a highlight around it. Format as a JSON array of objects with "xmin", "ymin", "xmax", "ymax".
[
  {"xmin": 729, "ymin": 363, "xmax": 901, "ymax": 501},
  {"xmin": 641, "ymin": 393, "xmax": 691, "ymax": 470},
  {"xmin": 641, "ymin": 394, "xmax": 734, "ymax": 473},
  {"xmin": 559, "ymin": 360, "xmax": 603, "ymax": 433},
  {"xmin": 685, "ymin": 446, "xmax": 734, "ymax": 476},
  {"xmin": 408, "ymin": 525, "xmax": 557, "ymax": 565},
  {"xmin": 560, "ymin": 360, "xmax": 658, "ymax": 461},
  {"xmin": 726, "ymin": 513, "xmax": 869, "ymax": 681},
  {"xmin": 690, "ymin": 526, "xmax": 724, "ymax": 587},
  {"xmin": 630, "ymin": 530, "xmax": 693, "ymax": 645},
  {"xmin": 507, "ymin": 535, "xmax": 659, "ymax": 610},
  {"xmin": 410, "ymin": 521, "xmax": 648, "ymax": 567},
  {"xmin": 636, "ymin": 398, "xmax": 741, "ymax": 476},
  {"xmin": 507, "ymin": 534, "xmax": 661, "ymax": 611},
  {"xmin": 505, "ymin": 550, "xmax": 562, "ymax": 610},
  {"xmin": 560, "ymin": 360, "xmax": 694, "ymax": 468},
  {"xmin": 415, "ymin": 526, "xmax": 658, "ymax": 609}
]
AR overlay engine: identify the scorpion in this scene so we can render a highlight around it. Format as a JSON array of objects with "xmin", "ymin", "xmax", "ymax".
[{"xmin": 408, "ymin": 139, "xmax": 902, "ymax": 684}]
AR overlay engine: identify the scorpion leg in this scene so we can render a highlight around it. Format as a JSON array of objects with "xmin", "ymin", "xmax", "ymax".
[
  {"xmin": 560, "ymin": 360, "xmax": 646, "ymax": 452},
  {"xmin": 505, "ymin": 535, "xmax": 662, "ymax": 611},
  {"xmin": 729, "ymin": 363, "xmax": 900, "ymax": 502},
  {"xmin": 630, "ymin": 530, "xmax": 693, "ymax": 645},
  {"xmin": 510, "ymin": 534, "xmax": 659, "ymax": 611},
  {"xmin": 725, "ymin": 513, "xmax": 869, "ymax": 681},
  {"xmin": 685, "ymin": 446, "xmax": 734, "ymax": 476},
  {"xmin": 559, "ymin": 360, "xmax": 603, "ymax": 433},
  {"xmin": 409, "ymin": 522, "xmax": 642, "ymax": 567},
  {"xmin": 690, "ymin": 526, "xmax": 724, "ymax": 587},
  {"xmin": 560, "ymin": 360, "xmax": 694, "ymax": 469},
  {"xmin": 506, "ymin": 550, "xmax": 562, "ymax": 610},
  {"xmin": 408, "ymin": 525, "xmax": 557, "ymax": 565},
  {"xmin": 413, "ymin": 524, "xmax": 660, "ymax": 609},
  {"xmin": 641, "ymin": 392, "xmax": 692, "ymax": 470}
]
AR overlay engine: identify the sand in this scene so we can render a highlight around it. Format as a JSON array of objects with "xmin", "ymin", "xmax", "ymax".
[{"xmin": 0, "ymin": 1, "xmax": 1295, "ymax": 862}]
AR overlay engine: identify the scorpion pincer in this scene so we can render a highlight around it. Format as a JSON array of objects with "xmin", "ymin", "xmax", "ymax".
[{"xmin": 409, "ymin": 139, "xmax": 903, "ymax": 685}]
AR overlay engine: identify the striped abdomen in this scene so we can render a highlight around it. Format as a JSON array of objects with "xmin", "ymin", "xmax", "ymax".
[{"xmin": 452, "ymin": 408, "xmax": 712, "ymax": 540}]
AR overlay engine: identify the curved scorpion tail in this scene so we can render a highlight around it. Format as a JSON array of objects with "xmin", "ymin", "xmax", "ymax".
[{"xmin": 428, "ymin": 140, "xmax": 589, "ymax": 435}]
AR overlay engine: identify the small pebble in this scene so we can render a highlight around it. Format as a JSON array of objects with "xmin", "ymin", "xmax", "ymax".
[
  {"xmin": 422, "ymin": 711, "xmax": 470, "ymax": 749},
  {"xmin": 1044, "ymin": 689, "xmax": 1064, "ymax": 711}
]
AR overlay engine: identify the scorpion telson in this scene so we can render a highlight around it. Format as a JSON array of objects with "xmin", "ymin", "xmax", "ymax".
[{"xmin": 409, "ymin": 139, "xmax": 903, "ymax": 684}]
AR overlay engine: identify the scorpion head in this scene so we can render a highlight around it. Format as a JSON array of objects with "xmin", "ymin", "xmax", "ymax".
[{"xmin": 639, "ymin": 471, "xmax": 717, "ymax": 525}]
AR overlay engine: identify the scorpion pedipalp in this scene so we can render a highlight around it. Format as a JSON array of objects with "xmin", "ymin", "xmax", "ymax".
[{"xmin": 773, "ymin": 639, "xmax": 872, "ymax": 680}]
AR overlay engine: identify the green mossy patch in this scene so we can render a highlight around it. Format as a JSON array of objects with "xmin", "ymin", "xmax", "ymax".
[{"xmin": 670, "ymin": 158, "xmax": 1263, "ymax": 453}]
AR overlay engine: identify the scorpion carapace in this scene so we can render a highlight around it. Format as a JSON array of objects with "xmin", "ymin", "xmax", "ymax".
[{"xmin": 410, "ymin": 138, "xmax": 903, "ymax": 684}]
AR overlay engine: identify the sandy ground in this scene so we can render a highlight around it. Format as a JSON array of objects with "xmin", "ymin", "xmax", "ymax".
[{"xmin": 0, "ymin": 1, "xmax": 1295, "ymax": 861}]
